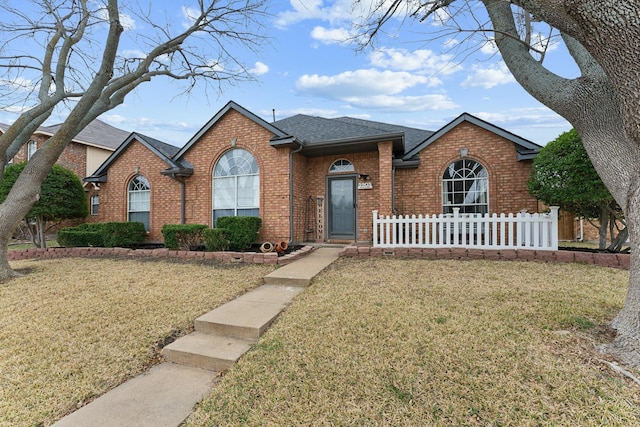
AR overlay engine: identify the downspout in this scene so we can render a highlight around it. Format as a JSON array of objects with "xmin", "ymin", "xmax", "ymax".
[
  {"xmin": 392, "ymin": 164, "xmax": 397, "ymax": 215},
  {"xmin": 168, "ymin": 174, "xmax": 186, "ymax": 224},
  {"xmin": 289, "ymin": 142, "xmax": 303, "ymax": 244}
]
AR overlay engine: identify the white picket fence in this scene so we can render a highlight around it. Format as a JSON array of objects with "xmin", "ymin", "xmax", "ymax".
[{"xmin": 373, "ymin": 206, "xmax": 559, "ymax": 251}]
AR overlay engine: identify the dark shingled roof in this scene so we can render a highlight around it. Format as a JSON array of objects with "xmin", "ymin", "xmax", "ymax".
[
  {"xmin": 40, "ymin": 119, "xmax": 130, "ymax": 150},
  {"xmin": 137, "ymin": 133, "xmax": 181, "ymax": 158},
  {"xmin": 272, "ymin": 114, "xmax": 433, "ymax": 155}
]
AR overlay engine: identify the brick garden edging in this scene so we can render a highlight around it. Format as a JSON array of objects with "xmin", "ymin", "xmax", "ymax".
[
  {"xmin": 338, "ymin": 245, "xmax": 631, "ymax": 270},
  {"xmin": 7, "ymin": 245, "xmax": 317, "ymax": 266}
]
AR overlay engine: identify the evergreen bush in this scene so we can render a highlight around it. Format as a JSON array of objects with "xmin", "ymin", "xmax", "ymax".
[
  {"xmin": 203, "ymin": 228, "xmax": 230, "ymax": 251},
  {"xmin": 215, "ymin": 216, "xmax": 262, "ymax": 251},
  {"xmin": 162, "ymin": 224, "xmax": 208, "ymax": 250}
]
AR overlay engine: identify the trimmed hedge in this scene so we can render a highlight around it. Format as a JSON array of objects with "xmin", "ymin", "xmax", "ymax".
[
  {"xmin": 102, "ymin": 222, "xmax": 147, "ymax": 247},
  {"xmin": 57, "ymin": 222, "xmax": 146, "ymax": 248},
  {"xmin": 57, "ymin": 229, "xmax": 103, "ymax": 247},
  {"xmin": 216, "ymin": 216, "xmax": 262, "ymax": 251},
  {"xmin": 203, "ymin": 228, "xmax": 230, "ymax": 252},
  {"xmin": 162, "ymin": 224, "xmax": 208, "ymax": 250}
]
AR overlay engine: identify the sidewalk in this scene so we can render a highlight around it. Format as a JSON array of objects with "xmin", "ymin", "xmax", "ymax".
[{"xmin": 52, "ymin": 246, "xmax": 342, "ymax": 427}]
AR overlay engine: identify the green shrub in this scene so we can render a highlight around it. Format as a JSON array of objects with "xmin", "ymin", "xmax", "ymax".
[
  {"xmin": 162, "ymin": 224, "xmax": 208, "ymax": 250},
  {"xmin": 216, "ymin": 216, "xmax": 262, "ymax": 251},
  {"xmin": 101, "ymin": 222, "xmax": 147, "ymax": 247},
  {"xmin": 57, "ymin": 228, "xmax": 103, "ymax": 247},
  {"xmin": 203, "ymin": 228, "xmax": 230, "ymax": 251},
  {"xmin": 56, "ymin": 222, "xmax": 146, "ymax": 248}
]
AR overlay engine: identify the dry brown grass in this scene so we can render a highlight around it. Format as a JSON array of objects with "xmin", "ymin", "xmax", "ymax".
[
  {"xmin": 185, "ymin": 258, "xmax": 640, "ymax": 426},
  {"xmin": 0, "ymin": 257, "xmax": 273, "ymax": 427}
]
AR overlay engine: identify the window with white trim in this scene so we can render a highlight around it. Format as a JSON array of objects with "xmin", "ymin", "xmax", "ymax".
[
  {"xmin": 128, "ymin": 175, "xmax": 150, "ymax": 231},
  {"xmin": 90, "ymin": 195, "xmax": 99, "ymax": 215},
  {"xmin": 329, "ymin": 159, "xmax": 354, "ymax": 173},
  {"xmin": 212, "ymin": 149, "xmax": 259, "ymax": 226},
  {"xmin": 27, "ymin": 140, "xmax": 36, "ymax": 160},
  {"xmin": 442, "ymin": 159, "xmax": 488, "ymax": 215}
]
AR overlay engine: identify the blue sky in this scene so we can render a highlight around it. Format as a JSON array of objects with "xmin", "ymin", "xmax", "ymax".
[{"xmin": 0, "ymin": 1, "xmax": 576, "ymax": 147}]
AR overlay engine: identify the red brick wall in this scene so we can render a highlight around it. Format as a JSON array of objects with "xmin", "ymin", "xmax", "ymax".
[
  {"xmin": 94, "ymin": 139, "xmax": 182, "ymax": 241},
  {"xmin": 179, "ymin": 109, "xmax": 291, "ymax": 242},
  {"xmin": 12, "ymin": 137, "xmax": 88, "ymax": 180},
  {"xmin": 303, "ymin": 151, "xmax": 382, "ymax": 242},
  {"xmin": 394, "ymin": 121, "xmax": 538, "ymax": 216}
]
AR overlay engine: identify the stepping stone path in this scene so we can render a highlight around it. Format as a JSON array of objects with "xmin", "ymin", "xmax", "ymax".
[{"xmin": 52, "ymin": 247, "xmax": 342, "ymax": 427}]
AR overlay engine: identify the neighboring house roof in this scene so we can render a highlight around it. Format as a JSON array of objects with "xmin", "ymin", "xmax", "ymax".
[
  {"xmin": 38, "ymin": 119, "xmax": 131, "ymax": 151},
  {"xmin": 403, "ymin": 112, "xmax": 542, "ymax": 161},
  {"xmin": 85, "ymin": 132, "xmax": 189, "ymax": 183}
]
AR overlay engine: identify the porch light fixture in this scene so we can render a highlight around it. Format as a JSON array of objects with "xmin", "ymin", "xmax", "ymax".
[{"xmin": 459, "ymin": 147, "xmax": 469, "ymax": 158}]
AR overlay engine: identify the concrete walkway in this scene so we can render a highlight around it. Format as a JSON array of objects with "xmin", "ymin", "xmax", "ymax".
[{"xmin": 52, "ymin": 246, "xmax": 342, "ymax": 427}]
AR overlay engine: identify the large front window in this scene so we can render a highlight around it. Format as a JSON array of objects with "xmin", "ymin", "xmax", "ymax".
[
  {"xmin": 442, "ymin": 159, "xmax": 488, "ymax": 215},
  {"xmin": 213, "ymin": 149, "xmax": 259, "ymax": 226},
  {"xmin": 128, "ymin": 175, "xmax": 150, "ymax": 231}
]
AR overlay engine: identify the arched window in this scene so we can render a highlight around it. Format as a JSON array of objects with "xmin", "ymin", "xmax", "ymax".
[
  {"xmin": 442, "ymin": 159, "xmax": 488, "ymax": 215},
  {"xmin": 329, "ymin": 159, "xmax": 354, "ymax": 173},
  {"xmin": 213, "ymin": 149, "xmax": 259, "ymax": 226},
  {"xmin": 128, "ymin": 175, "xmax": 150, "ymax": 231}
]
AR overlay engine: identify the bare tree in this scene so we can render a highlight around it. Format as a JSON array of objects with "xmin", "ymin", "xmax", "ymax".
[
  {"xmin": 355, "ymin": 0, "xmax": 640, "ymax": 367},
  {"xmin": 0, "ymin": 0, "xmax": 268, "ymax": 279}
]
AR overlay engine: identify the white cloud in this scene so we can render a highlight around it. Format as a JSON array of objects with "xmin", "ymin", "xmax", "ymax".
[
  {"xmin": 344, "ymin": 94, "xmax": 458, "ymax": 111},
  {"xmin": 369, "ymin": 47, "xmax": 462, "ymax": 77},
  {"xmin": 120, "ymin": 49, "xmax": 146, "ymax": 59},
  {"xmin": 275, "ymin": 0, "xmax": 375, "ymax": 28},
  {"xmin": 249, "ymin": 62, "xmax": 269, "ymax": 76},
  {"xmin": 310, "ymin": 26, "xmax": 353, "ymax": 45},
  {"xmin": 96, "ymin": 7, "xmax": 136, "ymax": 30},
  {"xmin": 0, "ymin": 76, "xmax": 37, "ymax": 92},
  {"xmin": 295, "ymin": 68, "xmax": 457, "ymax": 111},
  {"xmin": 460, "ymin": 63, "xmax": 515, "ymax": 89},
  {"xmin": 182, "ymin": 6, "xmax": 200, "ymax": 26},
  {"xmin": 297, "ymin": 69, "xmax": 431, "ymax": 97},
  {"xmin": 103, "ymin": 114, "xmax": 192, "ymax": 131}
]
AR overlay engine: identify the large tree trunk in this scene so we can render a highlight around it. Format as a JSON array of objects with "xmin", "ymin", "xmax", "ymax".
[
  {"xmin": 0, "ymin": 211, "xmax": 22, "ymax": 281},
  {"xmin": 484, "ymin": 0, "xmax": 640, "ymax": 366},
  {"xmin": 604, "ymin": 188, "xmax": 640, "ymax": 366}
]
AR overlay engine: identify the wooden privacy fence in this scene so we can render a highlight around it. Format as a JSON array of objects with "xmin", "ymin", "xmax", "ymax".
[{"xmin": 373, "ymin": 207, "xmax": 559, "ymax": 251}]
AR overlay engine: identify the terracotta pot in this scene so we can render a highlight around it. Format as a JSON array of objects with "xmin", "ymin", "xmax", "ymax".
[{"xmin": 260, "ymin": 241, "xmax": 275, "ymax": 253}]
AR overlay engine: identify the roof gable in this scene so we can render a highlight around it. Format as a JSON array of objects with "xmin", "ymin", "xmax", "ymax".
[
  {"xmin": 84, "ymin": 132, "xmax": 185, "ymax": 182},
  {"xmin": 174, "ymin": 101, "xmax": 289, "ymax": 160},
  {"xmin": 403, "ymin": 113, "xmax": 542, "ymax": 161}
]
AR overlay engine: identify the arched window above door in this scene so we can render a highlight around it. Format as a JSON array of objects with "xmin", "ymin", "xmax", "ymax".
[{"xmin": 329, "ymin": 159, "xmax": 354, "ymax": 173}]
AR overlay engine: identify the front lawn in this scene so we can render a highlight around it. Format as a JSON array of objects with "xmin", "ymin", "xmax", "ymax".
[
  {"xmin": 0, "ymin": 257, "xmax": 273, "ymax": 427},
  {"xmin": 185, "ymin": 258, "xmax": 639, "ymax": 426}
]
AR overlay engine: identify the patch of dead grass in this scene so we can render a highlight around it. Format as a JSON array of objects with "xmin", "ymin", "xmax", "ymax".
[
  {"xmin": 0, "ymin": 257, "xmax": 273, "ymax": 427},
  {"xmin": 185, "ymin": 258, "xmax": 640, "ymax": 426}
]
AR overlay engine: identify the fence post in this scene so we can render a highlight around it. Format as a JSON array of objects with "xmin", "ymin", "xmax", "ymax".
[
  {"xmin": 549, "ymin": 206, "xmax": 559, "ymax": 250},
  {"xmin": 373, "ymin": 210, "xmax": 378, "ymax": 247}
]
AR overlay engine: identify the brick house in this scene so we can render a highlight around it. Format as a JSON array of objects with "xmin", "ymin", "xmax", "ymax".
[
  {"xmin": 2, "ymin": 119, "xmax": 131, "ymax": 221},
  {"xmin": 85, "ymin": 101, "xmax": 544, "ymax": 244}
]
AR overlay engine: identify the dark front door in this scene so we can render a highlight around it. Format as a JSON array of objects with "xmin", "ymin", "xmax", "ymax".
[{"xmin": 328, "ymin": 176, "xmax": 356, "ymax": 239}]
